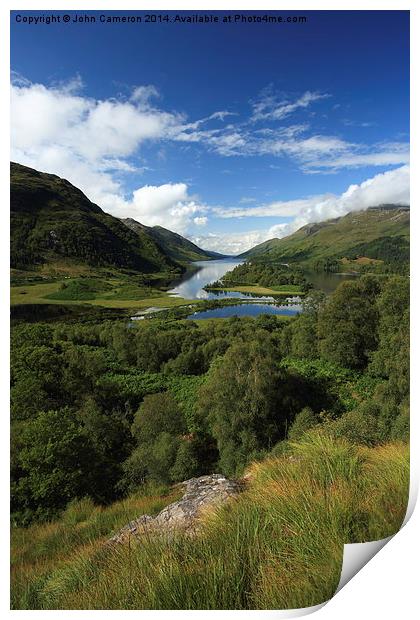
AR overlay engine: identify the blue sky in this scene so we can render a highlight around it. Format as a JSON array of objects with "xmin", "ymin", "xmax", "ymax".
[{"xmin": 10, "ymin": 10, "xmax": 409, "ymax": 253}]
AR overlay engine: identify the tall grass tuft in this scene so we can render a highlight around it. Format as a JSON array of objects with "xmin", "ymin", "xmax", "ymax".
[{"xmin": 11, "ymin": 436, "xmax": 409, "ymax": 610}]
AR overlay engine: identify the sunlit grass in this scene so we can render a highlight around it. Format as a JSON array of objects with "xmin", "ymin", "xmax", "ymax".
[
  {"xmin": 11, "ymin": 436, "xmax": 409, "ymax": 610},
  {"xmin": 10, "ymin": 279, "xmax": 194, "ymax": 309}
]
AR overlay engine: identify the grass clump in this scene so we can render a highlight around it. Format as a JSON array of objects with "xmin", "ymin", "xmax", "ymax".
[
  {"xmin": 11, "ymin": 436, "xmax": 409, "ymax": 610},
  {"xmin": 11, "ymin": 485, "xmax": 181, "ymax": 609},
  {"xmin": 44, "ymin": 278, "xmax": 112, "ymax": 301}
]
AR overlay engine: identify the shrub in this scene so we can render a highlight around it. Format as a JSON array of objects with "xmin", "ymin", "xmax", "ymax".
[
  {"xmin": 326, "ymin": 407, "xmax": 381, "ymax": 446},
  {"xmin": 288, "ymin": 407, "xmax": 318, "ymax": 441}
]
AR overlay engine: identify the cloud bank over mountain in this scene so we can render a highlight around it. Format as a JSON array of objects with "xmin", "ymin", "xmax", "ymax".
[
  {"xmin": 11, "ymin": 75, "xmax": 409, "ymax": 250},
  {"xmin": 192, "ymin": 165, "xmax": 410, "ymax": 254}
]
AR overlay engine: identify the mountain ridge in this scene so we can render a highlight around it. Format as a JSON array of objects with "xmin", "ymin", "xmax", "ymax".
[
  {"xmin": 10, "ymin": 162, "xmax": 218, "ymax": 275},
  {"xmin": 122, "ymin": 218, "xmax": 226, "ymax": 263},
  {"xmin": 239, "ymin": 204, "xmax": 410, "ymax": 269}
]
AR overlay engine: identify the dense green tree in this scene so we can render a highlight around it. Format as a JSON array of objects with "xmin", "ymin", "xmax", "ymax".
[
  {"xmin": 11, "ymin": 343, "xmax": 64, "ymax": 420},
  {"xmin": 121, "ymin": 393, "xmax": 189, "ymax": 487},
  {"xmin": 77, "ymin": 396, "xmax": 132, "ymax": 465},
  {"xmin": 198, "ymin": 340, "xmax": 284, "ymax": 476},
  {"xmin": 11, "ymin": 323, "xmax": 53, "ymax": 350},
  {"xmin": 61, "ymin": 345, "xmax": 108, "ymax": 398},
  {"xmin": 11, "ymin": 375, "xmax": 53, "ymax": 421},
  {"xmin": 170, "ymin": 440, "xmax": 202, "ymax": 482},
  {"xmin": 369, "ymin": 276, "xmax": 409, "ymax": 379},
  {"xmin": 368, "ymin": 276, "xmax": 409, "ymax": 436},
  {"xmin": 390, "ymin": 405, "xmax": 409, "ymax": 442},
  {"xmin": 318, "ymin": 278, "xmax": 381, "ymax": 369},
  {"xmin": 131, "ymin": 392, "xmax": 186, "ymax": 443},
  {"xmin": 14, "ymin": 408, "xmax": 94, "ymax": 519},
  {"xmin": 290, "ymin": 315, "xmax": 319, "ymax": 359}
]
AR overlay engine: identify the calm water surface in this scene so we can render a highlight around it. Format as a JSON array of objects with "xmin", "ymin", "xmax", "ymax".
[
  {"xmin": 303, "ymin": 270, "xmax": 359, "ymax": 293},
  {"xmin": 168, "ymin": 259, "xmax": 262, "ymax": 300},
  {"xmin": 187, "ymin": 303, "xmax": 301, "ymax": 320},
  {"xmin": 168, "ymin": 258, "xmax": 359, "ymax": 320}
]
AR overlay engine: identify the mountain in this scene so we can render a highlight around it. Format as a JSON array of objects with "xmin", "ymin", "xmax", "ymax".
[
  {"xmin": 10, "ymin": 163, "xmax": 216, "ymax": 275},
  {"xmin": 240, "ymin": 205, "xmax": 410, "ymax": 269},
  {"xmin": 122, "ymin": 219, "xmax": 225, "ymax": 263}
]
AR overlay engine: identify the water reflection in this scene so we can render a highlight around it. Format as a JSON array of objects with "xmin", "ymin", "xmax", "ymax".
[
  {"xmin": 168, "ymin": 259, "xmax": 247, "ymax": 299},
  {"xmin": 169, "ymin": 258, "xmax": 360, "ymax": 301},
  {"xmin": 187, "ymin": 303, "xmax": 301, "ymax": 320},
  {"xmin": 303, "ymin": 270, "xmax": 359, "ymax": 294}
]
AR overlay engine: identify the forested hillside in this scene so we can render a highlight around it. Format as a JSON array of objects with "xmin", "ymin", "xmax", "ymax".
[
  {"xmin": 10, "ymin": 163, "xmax": 217, "ymax": 275},
  {"xmin": 11, "ymin": 274, "xmax": 408, "ymax": 525},
  {"xmin": 240, "ymin": 206, "xmax": 409, "ymax": 272}
]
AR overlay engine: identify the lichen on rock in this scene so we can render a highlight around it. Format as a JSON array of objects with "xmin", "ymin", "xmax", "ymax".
[{"xmin": 109, "ymin": 474, "xmax": 243, "ymax": 544}]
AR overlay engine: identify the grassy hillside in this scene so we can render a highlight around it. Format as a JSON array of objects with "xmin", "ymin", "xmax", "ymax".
[
  {"xmin": 11, "ymin": 435, "xmax": 409, "ymax": 610},
  {"xmin": 123, "ymin": 219, "xmax": 225, "ymax": 263},
  {"xmin": 10, "ymin": 163, "xmax": 181, "ymax": 275},
  {"xmin": 240, "ymin": 205, "xmax": 409, "ymax": 271},
  {"xmin": 10, "ymin": 276, "xmax": 197, "ymax": 309}
]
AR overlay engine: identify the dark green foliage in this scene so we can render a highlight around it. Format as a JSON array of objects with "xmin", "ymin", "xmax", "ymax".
[
  {"xmin": 12, "ymin": 408, "xmax": 96, "ymax": 522},
  {"xmin": 368, "ymin": 276, "xmax": 409, "ymax": 437},
  {"xmin": 311, "ymin": 257, "xmax": 340, "ymax": 272},
  {"xmin": 345, "ymin": 236, "xmax": 409, "ymax": 271},
  {"xmin": 279, "ymin": 357, "xmax": 381, "ymax": 416},
  {"xmin": 10, "ymin": 162, "xmax": 180, "ymax": 274},
  {"xmin": 11, "ymin": 303, "xmax": 127, "ymax": 324},
  {"xmin": 121, "ymin": 393, "xmax": 188, "ymax": 487},
  {"xmin": 135, "ymin": 326, "xmax": 192, "ymax": 372},
  {"xmin": 279, "ymin": 291, "xmax": 327, "ymax": 359},
  {"xmin": 77, "ymin": 396, "xmax": 132, "ymax": 464},
  {"xmin": 209, "ymin": 260, "xmax": 310, "ymax": 291},
  {"xmin": 61, "ymin": 345, "xmax": 108, "ymax": 399},
  {"xmin": 10, "ymin": 269, "xmax": 409, "ymax": 524},
  {"xmin": 369, "ymin": 276, "xmax": 409, "ymax": 380},
  {"xmin": 197, "ymin": 340, "xmax": 286, "ymax": 476},
  {"xmin": 11, "ymin": 327, "xmax": 63, "ymax": 419},
  {"xmin": 318, "ymin": 277, "xmax": 381, "ymax": 368},
  {"xmin": 126, "ymin": 434, "xmax": 181, "ymax": 487},
  {"xmin": 390, "ymin": 407, "xmax": 410, "ymax": 442},
  {"xmin": 288, "ymin": 315, "xmax": 318, "ymax": 358},
  {"xmin": 288, "ymin": 407, "xmax": 318, "ymax": 441},
  {"xmin": 325, "ymin": 406, "xmax": 381, "ymax": 446},
  {"xmin": 170, "ymin": 440, "xmax": 201, "ymax": 481},
  {"xmin": 131, "ymin": 392, "xmax": 186, "ymax": 444}
]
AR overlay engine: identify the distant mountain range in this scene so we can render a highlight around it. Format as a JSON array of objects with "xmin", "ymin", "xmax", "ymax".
[
  {"xmin": 10, "ymin": 162, "xmax": 409, "ymax": 276},
  {"xmin": 10, "ymin": 162, "xmax": 222, "ymax": 275},
  {"xmin": 122, "ymin": 219, "xmax": 225, "ymax": 263},
  {"xmin": 240, "ymin": 205, "xmax": 409, "ymax": 269}
]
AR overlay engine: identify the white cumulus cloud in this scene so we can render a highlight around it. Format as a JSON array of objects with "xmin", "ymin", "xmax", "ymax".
[
  {"xmin": 117, "ymin": 183, "xmax": 208, "ymax": 235},
  {"xmin": 201, "ymin": 165, "xmax": 410, "ymax": 254},
  {"xmin": 10, "ymin": 77, "xmax": 210, "ymax": 234}
]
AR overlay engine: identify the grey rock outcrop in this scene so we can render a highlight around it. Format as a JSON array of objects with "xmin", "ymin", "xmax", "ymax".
[{"xmin": 109, "ymin": 474, "xmax": 243, "ymax": 544}]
